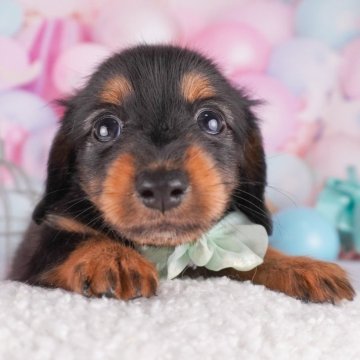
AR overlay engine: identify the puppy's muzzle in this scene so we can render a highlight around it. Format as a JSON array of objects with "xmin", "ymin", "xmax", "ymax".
[{"xmin": 135, "ymin": 169, "xmax": 188, "ymax": 213}]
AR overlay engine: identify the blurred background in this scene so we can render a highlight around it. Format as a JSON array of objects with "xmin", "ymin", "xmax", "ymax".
[{"xmin": 0, "ymin": 0, "xmax": 360, "ymax": 279}]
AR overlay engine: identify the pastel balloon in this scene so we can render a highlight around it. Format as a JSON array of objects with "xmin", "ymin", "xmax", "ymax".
[
  {"xmin": 295, "ymin": 0, "xmax": 360, "ymax": 48},
  {"xmin": 0, "ymin": 90, "xmax": 58, "ymax": 131},
  {"xmin": 25, "ymin": 18, "xmax": 85, "ymax": 100},
  {"xmin": 266, "ymin": 153, "xmax": 315, "ymax": 210},
  {"xmin": 0, "ymin": 37, "xmax": 40, "ymax": 91},
  {"xmin": 19, "ymin": 0, "xmax": 81, "ymax": 18},
  {"xmin": 231, "ymin": 73, "xmax": 300, "ymax": 152},
  {"xmin": 270, "ymin": 208, "xmax": 340, "ymax": 261},
  {"xmin": 189, "ymin": 22, "xmax": 271, "ymax": 75},
  {"xmin": 283, "ymin": 121, "xmax": 320, "ymax": 156},
  {"xmin": 1, "ymin": 121, "xmax": 29, "ymax": 166},
  {"xmin": 268, "ymin": 39, "xmax": 338, "ymax": 96},
  {"xmin": 0, "ymin": 0, "xmax": 23, "ymax": 36},
  {"xmin": 307, "ymin": 134, "xmax": 360, "ymax": 186},
  {"xmin": 21, "ymin": 126, "xmax": 57, "ymax": 180},
  {"xmin": 224, "ymin": 0, "xmax": 294, "ymax": 45},
  {"xmin": 167, "ymin": 0, "xmax": 240, "ymax": 42},
  {"xmin": 340, "ymin": 40, "xmax": 360, "ymax": 100},
  {"xmin": 93, "ymin": 0, "xmax": 178, "ymax": 50},
  {"xmin": 53, "ymin": 43, "xmax": 110, "ymax": 94},
  {"xmin": 322, "ymin": 90, "xmax": 360, "ymax": 139}
]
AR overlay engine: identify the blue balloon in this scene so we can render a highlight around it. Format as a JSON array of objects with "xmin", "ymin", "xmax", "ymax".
[
  {"xmin": 0, "ymin": 0, "xmax": 23, "ymax": 36},
  {"xmin": 295, "ymin": 0, "xmax": 360, "ymax": 48},
  {"xmin": 270, "ymin": 208, "xmax": 340, "ymax": 261}
]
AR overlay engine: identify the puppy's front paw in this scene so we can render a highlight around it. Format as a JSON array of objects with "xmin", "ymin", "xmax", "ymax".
[
  {"xmin": 41, "ymin": 239, "xmax": 158, "ymax": 300},
  {"xmin": 272, "ymin": 257, "xmax": 355, "ymax": 304},
  {"xmin": 284, "ymin": 259, "xmax": 355, "ymax": 304}
]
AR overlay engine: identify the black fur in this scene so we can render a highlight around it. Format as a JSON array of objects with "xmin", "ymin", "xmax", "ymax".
[{"xmin": 9, "ymin": 45, "xmax": 271, "ymax": 283}]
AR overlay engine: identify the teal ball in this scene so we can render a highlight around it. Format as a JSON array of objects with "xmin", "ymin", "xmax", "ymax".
[{"xmin": 270, "ymin": 208, "xmax": 340, "ymax": 261}]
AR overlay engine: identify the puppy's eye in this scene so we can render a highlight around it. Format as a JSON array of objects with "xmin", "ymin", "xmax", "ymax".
[
  {"xmin": 197, "ymin": 110, "xmax": 225, "ymax": 135},
  {"xmin": 93, "ymin": 115, "xmax": 122, "ymax": 142}
]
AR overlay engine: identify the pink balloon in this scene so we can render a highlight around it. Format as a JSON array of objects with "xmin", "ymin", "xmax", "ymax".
[
  {"xmin": 92, "ymin": 0, "xmax": 178, "ymax": 50},
  {"xmin": 0, "ymin": 90, "xmax": 58, "ymax": 131},
  {"xmin": 224, "ymin": 0, "xmax": 294, "ymax": 45},
  {"xmin": 282, "ymin": 121, "xmax": 321, "ymax": 157},
  {"xmin": 322, "ymin": 90, "xmax": 360, "ymax": 139},
  {"xmin": 53, "ymin": 43, "xmax": 110, "ymax": 94},
  {"xmin": 188, "ymin": 22, "xmax": 271, "ymax": 75},
  {"xmin": 1, "ymin": 121, "xmax": 29, "ymax": 166},
  {"xmin": 0, "ymin": 167, "xmax": 13, "ymax": 187},
  {"xmin": 0, "ymin": 36, "xmax": 40, "ymax": 90},
  {"xmin": 167, "ymin": 0, "xmax": 240, "ymax": 42},
  {"xmin": 340, "ymin": 39, "xmax": 360, "ymax": 100},
  {"xmin": 25, "ymin": 18, "xmax": 85, "ymax": 101},
  {"xmin": 232, "ymin": 73, "xmax": 300, "ymax": 153},
  {"xmin": 307, "ymin": 134, "xmax": 360, "ymax": 186},
  {"xmin": 19, "ymin": 0, "xmax": 82, "ymax": 18}
]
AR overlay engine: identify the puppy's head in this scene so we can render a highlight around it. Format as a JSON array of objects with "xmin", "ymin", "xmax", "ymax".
[{"xmin": 34, "ymin": 45, "xmax": 271, "ymax": 246}]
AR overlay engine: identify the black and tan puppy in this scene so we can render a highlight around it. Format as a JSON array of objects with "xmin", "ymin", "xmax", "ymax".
[{"xmin": 10, "ymin": 45, "xmax": 354, "ymax": 303}]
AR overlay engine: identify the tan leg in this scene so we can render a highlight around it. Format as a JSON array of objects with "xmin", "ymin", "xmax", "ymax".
[
  {"xmin": 184, "ymin": 247, "xmax": 355, "ymax": 304},
  {"xmin": 40, "ymin": 238, "xmax": 158, "ymax": 300}
]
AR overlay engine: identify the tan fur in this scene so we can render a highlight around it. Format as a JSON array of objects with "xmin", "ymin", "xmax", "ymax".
[
  {"xmin": 181, "ymin": 72, "xmax": 215, "ymax": 102},
  {"xmin": 98, "ymin": 153, "xmax": 138, "ymax": 229},
  {"xmin": 97, "ymin": 146, "xmax": 234, "ymax": 246},
  {"xmin": 46, "ymin": 214, "xmax": 98, "ymax": 235},
  {"xmin": 100, "ymin": 75, "xmax": 133, "ymax": 104},
  {"xmin": 185, "ymin": 247, "xmax": 355, "ymax": 304},
  {"xmin": 183, "ymin": 145, "xmax": 232, "ymax": 222},
  {"xmin": 40, "ymin": 238, "xmax": 158, "ymax": 300}
]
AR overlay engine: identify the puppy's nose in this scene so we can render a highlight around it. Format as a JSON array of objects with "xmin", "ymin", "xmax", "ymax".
[{"xmin": 135, "ymin": 170, "xmax": 188, "ymax": 212}]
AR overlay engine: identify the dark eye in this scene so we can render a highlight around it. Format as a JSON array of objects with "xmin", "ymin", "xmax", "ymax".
[
  {"xmin": 93, "ymin": 115, "xmax": 122, "ymax": 142},
  {"xmin": 197, "ymin": 110, "xmax": 225, "ymax": 135}
]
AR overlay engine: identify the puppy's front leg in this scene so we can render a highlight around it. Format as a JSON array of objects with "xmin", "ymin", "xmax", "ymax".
[
  {"xmin": 40, "ymin": 238, "xmax": 158, "ymax": 299},
  {"xmin": 185, "ymin": 247, "xmax": 355, "ymax": 304}
]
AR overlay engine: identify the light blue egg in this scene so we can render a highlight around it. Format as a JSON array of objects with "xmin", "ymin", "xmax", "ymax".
[
  {"xmin": 0, "ymin": 0, "xmax": 23, "ymax": 36},
  {"xmin": 270, "ymin": 208, "xmax": 340, "ymax": 261},
  {"xmin": 295, "ymin": 0, "xmax": 360, "ymax": 48}
]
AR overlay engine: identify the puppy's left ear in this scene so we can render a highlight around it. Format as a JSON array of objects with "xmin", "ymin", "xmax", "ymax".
[{"xmin": 232, "ymin": 102, "xmax": 272, "ymax": 234}]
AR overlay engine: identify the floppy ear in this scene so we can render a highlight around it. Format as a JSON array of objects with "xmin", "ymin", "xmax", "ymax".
[
  {"xmin": 232, "ymin": 104, "xmax": 273, "ymax": 234},
  {"xmin": 33, "ymin": 109, "xmax": 76, "ymax": 224}
]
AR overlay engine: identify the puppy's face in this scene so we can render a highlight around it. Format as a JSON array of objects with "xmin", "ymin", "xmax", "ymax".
[{"xmin": 35, "ymin": 46, "xmax": 271, "ymax": 246}]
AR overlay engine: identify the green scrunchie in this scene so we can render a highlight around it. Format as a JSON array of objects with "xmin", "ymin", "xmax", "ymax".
[{"xmin": 139, "ymin": 210, "xmax": 268, "ymax": 280}]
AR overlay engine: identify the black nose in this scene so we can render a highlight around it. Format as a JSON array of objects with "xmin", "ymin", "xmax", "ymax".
[{"xmin": 135, "ymin": 170, "xmax": 188, "ymax": 212}]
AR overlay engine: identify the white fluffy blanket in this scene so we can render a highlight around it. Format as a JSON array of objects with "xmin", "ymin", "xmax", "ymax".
[{"xmin": 0, "ymin": 271, "xmax": 359, "ymax": 360}]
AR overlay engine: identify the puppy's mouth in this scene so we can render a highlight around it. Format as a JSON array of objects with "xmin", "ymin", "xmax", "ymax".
[
  {"xmin": 120, "ymin": 220, "xmax": 209, "ymax": 246},
  {"xmin": 96, "ymin": 146, "xmax": 233, "ymax": 247}
]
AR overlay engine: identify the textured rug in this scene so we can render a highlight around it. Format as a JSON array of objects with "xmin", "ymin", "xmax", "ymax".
[{"xmin": 0, "ymin": 272, "xmax": 359, "ymax": 360}]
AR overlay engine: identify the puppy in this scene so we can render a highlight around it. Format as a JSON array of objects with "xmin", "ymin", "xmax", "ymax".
[{"xmin": 10, "ymin": 45, "xmax": 354, "ymax": 303}]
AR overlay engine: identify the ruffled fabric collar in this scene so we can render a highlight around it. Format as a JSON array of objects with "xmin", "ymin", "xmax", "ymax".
[{"xmin": 139, "ymin": 210, "xmax": 269, "ymax": 280}]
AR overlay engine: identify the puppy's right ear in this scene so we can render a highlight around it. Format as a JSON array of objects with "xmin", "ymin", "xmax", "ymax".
[{"xmin": 33, "ymin": 106, "xmax": 76, "ymax": 224}]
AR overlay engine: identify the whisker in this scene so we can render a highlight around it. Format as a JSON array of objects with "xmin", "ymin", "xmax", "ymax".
[
  {"xmin": 230, "ymin": 194, "xmax": 269, "ymax": 217},
  {"xmin": 265, "ymin": 185, "xmax": 298, "ymax": 208}
]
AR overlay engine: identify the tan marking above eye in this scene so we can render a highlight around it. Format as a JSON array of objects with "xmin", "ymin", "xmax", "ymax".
[
  {"xmin": 100, "ymin": 75, "xmax": 133, "ymax": 105},
  {"xmin": 181, "ymin": 72, "xmax": 215, "ymax": 103}
]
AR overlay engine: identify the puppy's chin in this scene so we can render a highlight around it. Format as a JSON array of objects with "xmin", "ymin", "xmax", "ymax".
[{"xmin": 119, "ymin": 223, "xmax": 207, "ymax": 246}]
